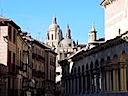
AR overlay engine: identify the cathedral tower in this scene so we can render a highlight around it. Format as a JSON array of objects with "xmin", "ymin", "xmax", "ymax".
[
  {"xmin": 88, "ymin": 22, "xmax": 97, "ymax": 43},
  {"xmin": 46, "ymin": 16, "xmax": 63, "ymax": 48}
]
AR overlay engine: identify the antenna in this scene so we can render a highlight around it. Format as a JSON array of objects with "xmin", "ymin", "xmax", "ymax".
[
  {"xmin": 0, "ymin": 0, "xmax": 3, "ymax": 17},
  {"xmin": 26, "ymin": 27, "xmax": 31, "ymax": 36},
  {"xmin": 38, "ymin": 32, "xmax": 40, "ymax": 40}
]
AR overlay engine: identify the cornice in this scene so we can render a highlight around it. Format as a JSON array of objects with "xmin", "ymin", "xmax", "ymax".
[
  {"xmin": 72, "ymin": 32, "xmax": 128, "ymax": 61},
  {"xmin": 100, "ymin": 0, "xmax": 116, "ymax": 8}
]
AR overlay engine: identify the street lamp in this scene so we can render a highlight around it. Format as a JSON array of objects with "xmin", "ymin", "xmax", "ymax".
[{"xmin": 29, "ymin": 79, "xmax": 37, "ymax": 96}]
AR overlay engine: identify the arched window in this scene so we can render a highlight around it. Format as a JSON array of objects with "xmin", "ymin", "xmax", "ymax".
[
  {"xmin": 51, "ymin": 34, "xmax": 53, "ymax": 40},
  {"xmin": 47, "ymin": 33, "xmax": 49, "ymax": 40}
]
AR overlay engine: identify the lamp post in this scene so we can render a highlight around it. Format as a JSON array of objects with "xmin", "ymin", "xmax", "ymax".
[{"xmin": 28, "ymin": 79, "xmax": 37, "ymax": 96}]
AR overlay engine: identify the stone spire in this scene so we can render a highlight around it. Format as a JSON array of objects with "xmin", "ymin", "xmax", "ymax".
[
  {"xmin": 88, "ymin": 22, "xmax": 97, "ymax": 43},
  {"xmin": 65, "ymin": 24, "xmax": 71, "ymax": 39},
  {"xmin": 52, "ymin": 16, "xmax": 57, "ymax": 24},
  {"xmin": 90, "ymin": 22, "xmax": 96, "ymax": 32}
]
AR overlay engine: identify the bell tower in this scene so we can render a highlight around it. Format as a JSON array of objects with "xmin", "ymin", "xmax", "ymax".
[
  {"xmin": 46, "ymin": 16, "xmax": 63, "ymax": 48},
  {"xmin": 88, "ymin": 22, "xmax": 97, "ymax": 43}
]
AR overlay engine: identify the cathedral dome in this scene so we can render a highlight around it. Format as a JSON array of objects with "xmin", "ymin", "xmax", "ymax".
[
  {"xmin": 59, "ymin": 38, "xmax": 75, "ymax": 47},
  {"xmin": 49, "ymin": 16, "xmax": 60, "ymax": 30},
  {"xmin": 49, "ymin": 23, "xmax": 60, "ymax": 29},
  {"xmin": 59, "ymin": 24, "xmax": 75, "ymax": 47}
]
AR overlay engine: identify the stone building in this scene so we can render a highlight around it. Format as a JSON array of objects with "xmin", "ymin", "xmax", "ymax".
[
  {"xmin": 0, "ymin": 17, "xmax": 57, "ymax": 96},
  {"xmin": 0, "ymin": 17, "xmax": 27, "ymax": 96},
  {"xmin": 23, "ymin": 34, "xmax": 57, "ymax": 96},
  {"xmin": 59, "ymin": 0, "xmax": 128, "ymax": 96},
  {"xmin": 101, "ymin": 0, "xmax": 128, "ymax": 41},
  {"xmin": 16, "ymin": 30, "xmax": 30, "ymax": 96},
  {"xmin": 60, "ymin": 32, "xmax": 128, "ymax": 96}
]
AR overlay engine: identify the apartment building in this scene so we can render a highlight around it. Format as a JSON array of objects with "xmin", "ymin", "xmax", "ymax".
[
  {"xmin": 17, "ymin": 31, "xmax": 30, "ymax": 96},
  {"xmin": 0, "ymin": 17, "xmax": 21, "ymax": 96},
  {"xmin": 23, "ymin": 35, "xmax": 57, "ymax": 96}
]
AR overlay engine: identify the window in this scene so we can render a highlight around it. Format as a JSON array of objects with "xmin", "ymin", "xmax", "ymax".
[
  {"xmin": 51, "ymin": 34, "xmax": 53, "ymax": 40},
  {"xmin": 47, "ymin": 33, "xmax": 49, "ymax": 40},
  {"xmin": 50, "ymin": 70, "xmax": 52, "ymax": 80},
  {"xmin": 8, "ymin": 51, "xmax": 11, "ymax": 64},
  {"xmin": 32, "ymin": 46, "xmax": 34, "ymax": 52},
  {"xmin": 8, "ymin": 26, "xmax": 12, "ymax": 40},
  {"xmin": 13, "ymin": 29, "xmax": 16, "ymax": 43},
  {"xmin": 42, "ymin": 51, "xmax": 44, "ymax": 57},
  {"xmin": 13, "ymin": 53, "xmax": 15, "ymax": 64}
]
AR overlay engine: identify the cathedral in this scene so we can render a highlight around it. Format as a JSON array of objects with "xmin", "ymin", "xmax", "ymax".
[{"xmin": 45, "ymin": 16, "xmax": 76, "ymax": 94}]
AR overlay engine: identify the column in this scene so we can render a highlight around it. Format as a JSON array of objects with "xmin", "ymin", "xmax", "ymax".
[
  {"xmin": 72, "ymin": 78, "xmax": 74, "ymax": 95},
  {"xmin": 101, "ymin": 71, "xmax": 104, "ymax": 92},
  {"xmin": 81, "ymin": 76, "xmax": 83, "ymax": 94},
  {"xmin": 113, "ymin": 70, "xmax": 116, "ymax": 91},
  {"xmin": 73, "ymin": 77, "xmax": 76, "ymax": 95},
  {"xmin": 75, "ymin": 77, "xmax": 77, "ymax": 94},
  {"xmin": 87, "ymin": 73, "xmax": 90, "ymax": 93},
  {"xmin": 70, "ymin": 78, "xmax": 72, "ymax": 95},
  {"xmin": 77, "ymin": 77, "xmax": 79, "ymax": 94},
  {"xmin": 65, "ymin": 80, "xmax": 67, "ymax": 96},
  {"xmin": 79, "ymin": 76, "xmax": 81, "ymax": 93},
  {"xmin": 90, "ymin": 72, "xmax": 92, "ymax": 93},
  {"xmin": 85, "ymin": 74, "xmax": 87, "ymax": 93},
  {"xmin": 67, "ymin": 79, "xmax": 69, "ymax": 95},
  {"xmin": 106, "ymin": 71, "xmax": 110, "ymax": 92},
  {"xmin": 96, "ymin": 74, "xmax": 99, "ymax": 92},
  {"xmin": 120, "ymin": 67, "xmax": 127, "ymax": 91}
]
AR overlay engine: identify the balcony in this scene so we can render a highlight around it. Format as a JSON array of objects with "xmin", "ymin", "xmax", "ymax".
[
  {"xmin": 32, "ymin": 70, "xmax": 45, "ymax": 79},
  {"xmin": 32, "ymin": 53, "xmax": 45, "ymax": 62},
  {"xmin": 8, "ymin": 64, "xmax": 19, "ymax": 77}
]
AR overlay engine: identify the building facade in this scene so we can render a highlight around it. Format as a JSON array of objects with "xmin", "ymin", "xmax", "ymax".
[
  {"xmin": 0, "ymin": 17, "xmax": 21, "ymax": 96},
  {"xmin": 59, "ymin": 0, "xmax": 128, "ymax": 96},
  {"xmin": 101, "ymin": 0, "xmax": 128, "ymax": 41},
  {"xmin": 0, "ymin": 17, "xmax": 57, "ymax": 96},
  {"xmin": 60, "ymin": 32, "xmax": 128, "ymax": 96},
  {"xmin": 23, "ymin": 35, "xmax": 57, "ymax": 96}
]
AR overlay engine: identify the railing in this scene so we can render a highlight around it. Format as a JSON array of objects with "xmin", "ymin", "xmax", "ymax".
[
  {"xmin": 32, "ymin": 53, "xmax": 45, "ymax": 62},
  {"xmin": 32, "ymin": 69, "xmax": 45, "ymax": 79},
  {"xmin": 8, "ymin": 64, "xmax": 19, "ymax": 76}
]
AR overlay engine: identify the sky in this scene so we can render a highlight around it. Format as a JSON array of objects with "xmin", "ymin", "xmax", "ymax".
[{"xmin": 1, "ymin": 0, "xmax": 104, "ymax": 44}]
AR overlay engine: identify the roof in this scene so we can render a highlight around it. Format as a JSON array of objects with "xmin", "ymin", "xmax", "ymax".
[
  {"xmin": 59, "ymin": 38, "xmax": 76, "ymax": 47},
  {"xmin": 100, "ymin": 0, "xmax": 112, "ymax": 7},
  {"xmin": 0, "ymin": 17, "xmax": 20, "ymax": 29}
]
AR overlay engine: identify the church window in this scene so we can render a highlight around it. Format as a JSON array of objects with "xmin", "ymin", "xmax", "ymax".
[
  {"xmin": 52, "ymin": 34, "xmax": 53, "ymax": 40},
  {"xmin": 69, "ymin": 43, "xmax": 71, "ymax": 47},
  {"xmin": 47, "ymin": 33, "xmax": 49, "ymax": 40}
]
